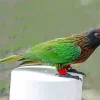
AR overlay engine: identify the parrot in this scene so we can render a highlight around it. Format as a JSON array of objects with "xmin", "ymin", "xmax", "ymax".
[{"xmin": 0, "ymin": 28, "xmax": 100, "ymax": 80}]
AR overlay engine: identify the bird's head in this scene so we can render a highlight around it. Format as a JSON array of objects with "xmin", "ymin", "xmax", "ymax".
[{"xmin": 87, "ymin": 28, "xmax": 100, "ymax": 46}]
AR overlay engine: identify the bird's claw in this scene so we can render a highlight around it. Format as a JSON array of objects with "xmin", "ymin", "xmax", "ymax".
[
  {"xmin": 68, "ymin": 68, "xmax": 86, "ymax": 77},
  {"xmin": 55, "ymin": 73, "xmax": 82, "ymax": 81}
]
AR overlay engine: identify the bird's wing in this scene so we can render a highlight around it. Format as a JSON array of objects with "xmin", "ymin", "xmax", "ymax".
[{"xmin": 21, "ymin": 38, "xmax": 81, "ymax": 64}]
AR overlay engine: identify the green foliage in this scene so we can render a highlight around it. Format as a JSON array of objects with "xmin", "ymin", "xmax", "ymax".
[{"xmin": 0, "ymin": 82, "xmax": 8, "ymax": 90}]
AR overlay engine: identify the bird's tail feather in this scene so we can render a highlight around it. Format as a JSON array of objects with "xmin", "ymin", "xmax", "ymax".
[
  {"xmin": 0, "ymin": 55, "xmax": 23, "ymax": 63},
  {"xmin": 19, "ymin": 61, "xmax": 43, "ymax": 66}
]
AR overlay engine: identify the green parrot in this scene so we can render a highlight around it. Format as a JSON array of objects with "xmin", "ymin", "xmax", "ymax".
[{"xmin": 1, "ymin": 28, "xmax": 100, "ymax": 80}]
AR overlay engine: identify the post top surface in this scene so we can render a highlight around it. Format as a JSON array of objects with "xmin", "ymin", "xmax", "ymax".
[{"xmin": 11, "ymin": 65, "xmax": 82, "ymax": 82}]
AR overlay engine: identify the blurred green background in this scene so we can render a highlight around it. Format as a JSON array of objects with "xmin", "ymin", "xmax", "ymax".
[{"xmin": 0, "ymin": 0, "xmax": 100, "ymax": 100}]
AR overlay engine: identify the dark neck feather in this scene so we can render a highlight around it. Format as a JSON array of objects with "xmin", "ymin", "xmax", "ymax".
[{"xmin": 73, "ymin": 32, "xmax": 99, "ymax": 49}]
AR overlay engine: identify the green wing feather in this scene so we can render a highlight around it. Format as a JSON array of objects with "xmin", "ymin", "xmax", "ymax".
[{"xmin": 21, "ymin": 38, "xmax": 81, "ymax": 65}]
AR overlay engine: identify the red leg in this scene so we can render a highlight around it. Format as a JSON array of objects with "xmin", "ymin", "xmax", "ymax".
[
  {"xmin": 56, "ymin": 64, "xmax": 82, "ymax": 81},
  {"xmin": 57, "ymin": 65, "xmax": 71, "ymax": 75},
  {"xmin": 58, "ymin": 68, "xmax": 67, "ymax": 75}
]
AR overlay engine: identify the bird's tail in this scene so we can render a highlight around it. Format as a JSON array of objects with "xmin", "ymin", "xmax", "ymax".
[{"xmin": 0, "ymin": 55, "xmax": 23, "ymax": 63}]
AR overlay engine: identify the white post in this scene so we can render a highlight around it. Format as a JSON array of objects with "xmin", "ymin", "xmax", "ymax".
[{"xmin": 9, "ymin": 65, "xmax": 83, "ymax": 100}]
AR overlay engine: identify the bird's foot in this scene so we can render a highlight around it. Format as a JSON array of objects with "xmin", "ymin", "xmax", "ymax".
[
  {"xmin": 55, "ymin": 73, "xmax": 82, "ymax": 81},
  {"xmin": 68, "ymin": 68, "xmax": 86, "ymax": 77}
]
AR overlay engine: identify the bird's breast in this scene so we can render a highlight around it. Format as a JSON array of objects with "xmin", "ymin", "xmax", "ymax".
[
  {"xmin": 73, "ymin": 47, "xmax": 96, "ymax": 63},
  {"xmin": 72, "ymin": 34, "xmax": 97, "ymax": 63}
]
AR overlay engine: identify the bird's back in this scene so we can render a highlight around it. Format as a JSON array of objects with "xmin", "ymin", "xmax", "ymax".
[{"xmin": 20, "ymin": 36, "xmax": 81, "ymax": 64}]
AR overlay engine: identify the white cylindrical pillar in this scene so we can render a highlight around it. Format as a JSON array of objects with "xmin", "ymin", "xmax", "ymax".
[{"xmin": 9, "ymin": 65, "xmax": 83, "ymax": 100}]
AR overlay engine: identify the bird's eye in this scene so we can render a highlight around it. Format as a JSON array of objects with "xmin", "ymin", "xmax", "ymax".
[{"xmin": 94, "ymin": 33, "xmax": 100, "ymax": 39}]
